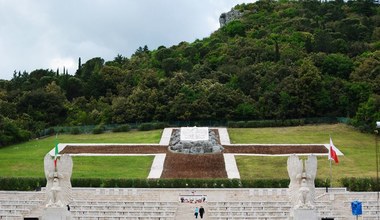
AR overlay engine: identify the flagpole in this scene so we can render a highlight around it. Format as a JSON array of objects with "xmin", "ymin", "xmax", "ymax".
[
  {"xmin": 329, "ymin": 134, "xmax": 332, "ymax": 189},
  {"xmin": 376, "ymin": 129, "xmax": 379, "ymax": 196},
  {"xmin": 329, "ymin": 157, "xmax": 332, "ymax": 188}
]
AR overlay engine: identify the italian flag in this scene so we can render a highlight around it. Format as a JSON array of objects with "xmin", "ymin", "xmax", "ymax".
[
  {"xmin": 54, "ymin": 143, "xmax": 58, "ymax": 169},
  {"xmin": 54, "ymin": 133, "xmax": 59, "ymax": 169}
]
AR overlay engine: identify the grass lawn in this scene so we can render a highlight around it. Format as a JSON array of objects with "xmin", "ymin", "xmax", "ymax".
[
  {"xmin": 0, "ymin": 130, "xmax": 162, "ymax": 178},
  {"xmin": 0, "ymin": 124, "xmax": 378, "ymax": 186},
  {"xmin": 230, "ymin": 124, "xmax": 378, "ymax": 185},
  {"xmin": 72, "ymin": 156, "xmax": 153, "ymax": 178}
]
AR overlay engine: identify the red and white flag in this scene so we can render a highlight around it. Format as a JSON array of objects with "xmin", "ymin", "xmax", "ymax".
[{"xmin": 329, "ymin": 138, "xmax": 339, "ymax": 164}]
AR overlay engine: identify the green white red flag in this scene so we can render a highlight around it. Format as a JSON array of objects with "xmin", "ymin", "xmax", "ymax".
[
  {"xmin": 54, "ymin": 143, "xmax": 58, "ymax": 168},
  {"xmin": 54, "ymin": 133, "xmax": 59, "ymax": 169}
]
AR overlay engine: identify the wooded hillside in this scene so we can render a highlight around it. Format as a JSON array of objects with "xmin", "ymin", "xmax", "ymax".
[{"xmin": 0, "ymin": 0, "xmax": 379, "ymax": 145}]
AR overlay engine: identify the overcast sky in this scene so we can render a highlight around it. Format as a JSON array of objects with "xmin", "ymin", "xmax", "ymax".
[{"xmin": 0, "ymin": 0, "xmax": 254, "ymax": 80}]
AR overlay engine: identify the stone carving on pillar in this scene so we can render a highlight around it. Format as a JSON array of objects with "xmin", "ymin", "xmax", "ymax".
[
  {"xmin": 287, "ymin": 154, "xmax": 317, "ymax": 210},
  {"xmin": 44, "ymin": 153, "xmax": 73, "ymax": 208}
]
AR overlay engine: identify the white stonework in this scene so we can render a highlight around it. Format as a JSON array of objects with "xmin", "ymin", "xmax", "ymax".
[
  {"xmin": 293, "ymin": 208, "xmax": 318, "ymax": 220},
  {"xmin": 147, "ymin": 154, "xmax": 166, "ymax": 179},
  {"xmin": 180, "ymin": 127, "xmax": 209, "ymax": 141},
  {"xmin": 223, "ymin": 153, "xmax": 240, "ymax": 179},
  {"xmin": 218, "ymin": 127, "xmax": 231, "ymax": 145},
  {"xmin": 41, "ymin": 207, "xmax": 72, "ymax": 220},
  {"xmin": 10, "ymin": 188, "xmax": 380, "ymax": 220},
  {"xmin": 159, "ymin": 128, "xmax": 173, "ymax": 145}
]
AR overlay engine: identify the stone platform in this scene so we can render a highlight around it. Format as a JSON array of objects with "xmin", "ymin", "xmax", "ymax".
[{"xmin": 2, "ymin": 187, "xmax": 379, "ymax": 220}]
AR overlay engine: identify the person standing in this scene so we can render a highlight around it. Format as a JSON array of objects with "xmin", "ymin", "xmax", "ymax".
[
  {"xmin": 199, "ymin": 206, "xmax": 205, "ymax": 219},
  {"xmin": 194, "ymin": 206, "xmax": 199, "ymax": 219}
]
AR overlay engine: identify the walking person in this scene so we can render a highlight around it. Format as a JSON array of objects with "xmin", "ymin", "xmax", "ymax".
[
  {"xmin": 199, "ymin": 206, "xmax": 205, "ymax": 219},
  {"xmin": 194, "ymin": 206, "xmax": 199, "ymax": 219}
]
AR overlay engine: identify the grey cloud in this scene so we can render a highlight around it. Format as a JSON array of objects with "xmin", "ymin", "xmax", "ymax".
[{"xmin": 0, "ymin": 0, "xmax": 254, "ymax": 80}]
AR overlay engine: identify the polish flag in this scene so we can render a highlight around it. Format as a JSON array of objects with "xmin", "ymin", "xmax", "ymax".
[{"xmin": 329, "ymin": 138, "xmax": 339, "ymax": 164}]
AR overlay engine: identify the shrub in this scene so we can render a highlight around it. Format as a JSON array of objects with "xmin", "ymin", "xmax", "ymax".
[
  {"xmin": 153, "ymin": 122, "xmax": 168, "ymax": 129},
  {"xmin": 224, "ymin": 20, "xmax": 246, "ymax": 37},
  {"xmin": 72, "ymin": 178, "xmax": 102, "ymax": 187},
  {"xmin": 0, "ymin": 116, "xmax": 31, "ymax": 147},
  {"xmin": 138, "ymin": 122, "xmax": 168, "ymax": 131},
  {"xmin": 227, "ymin": 121, "xmax": 239, "ymax": 128},
  {"xmin": 341, "ymin": 177, "xmax": 376, "ymax": 191},
  {"xmin": 1, "ymin": 177, "xmax": 375, "ymax": 191},
  {"xmin": 0, "ymin": 177, "xmax": 46, "ymax": 191},
  {"xmin": 138, "ymin": 123, "xmax": 155, "ymax": 131},
  {"xmin": 92, "ymin": 124, "xmax": 105, "ymax": 134},
  {"xmin": 112, "ymin": 124, "xmax": 131, "ymax": 133},
  {"xmin": 227, "ymin": 118, "xmax": 338, "ymax": 128},
  {"xmin": 70, "ymin": 127, "xmax": 80, "ymax": 135}
]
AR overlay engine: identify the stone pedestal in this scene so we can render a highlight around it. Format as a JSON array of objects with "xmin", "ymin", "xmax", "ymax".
[
  {"xmin": 41, "ymin": 207, "xmax": 72, "ymax": 220},
  {"xmin": 293, "ymin": 208, "xmax": 318, "ymax": 220}
]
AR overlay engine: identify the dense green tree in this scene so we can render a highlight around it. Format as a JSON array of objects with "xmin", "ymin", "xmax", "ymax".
[
  {"xmin": 29, "ymin": 69, "xmax": 56, "ymax": 80},
  {"xmin": 106, "ymin": 54, "xmax": 128, "ymax": 68},
  {"xmin": 337, "ymin": 18, "xmax": 370, "ymax": 41},
  {"xmin": 16, "ymin": 85, "xmax": 67, "ymax": 128},
  {"xmin": 352, "ymin": 94, "xmax": 380, "ymax": 131},
  {"xmin": 65, "ymin": 97, "xmax": 91, "ymax": 125},
  {"xmin": 0, "ymin": 116, "xmax": 30, "ymax": 147},
  {"xmin": 313, "ymin": 29, "xmax": 334, "ymax": 53},
  {"xmin": 161, "ymin": 58, "xmax": 180, "ymax": 75},
  {"xmin": 76, "ymin": 57, "xmax": 104, "ymax": 80},
  {"xmin": 350, "ymin": 51, "xmax": 380, "ymax": 92},
  {"xmin": 345, "ymin": 82, "xmax": 372, "ymax": 117},
  {"xmin": 223, "ymin": 20, "xmax": 246, "ymax": 37},
  {"xmin": 1, "ymin": 0, "xmax": 379, "ymax": 140},
  {"xmin": 206, "ymin": 83, "xmax": 246, "ymax": 119},
  {"xmin": 168, "ymin": 93, "xmax": 194, "ymax": 121},
  {"xmin": 64, "ymin": 77, "xmax": 84, "ymax": 101},
  {"xmin": 117, "ymin": 87, "xmax": 159, "ymax": 122},
  {"xmin": 321, "ymin": 53, "xmax": 353, "ymax": 79}
]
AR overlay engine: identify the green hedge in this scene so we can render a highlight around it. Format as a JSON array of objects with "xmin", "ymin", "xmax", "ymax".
[
  {"xmin": 227, "ymin": 117, "xmax": 340, "ymax": 128},
  {"xmin": 138, "ymin": 122, "xmax": 168, "ymax": 131},
  {"xmin": 0, "ymin": 177, "xmax": 334, "ymax": 191},
  {"xmin": 7, "ymin": 177, "xmax": 380, "ymax": 192},
  {"xmin": 341, "ymin": 177, "xmax": 379, "ymax": 191},
  {"xmin": 44, "ymin": 118, "xmax": 346, "ymax": 136},
  {"xmin": 112, "ymin": 124, "xmax": 131, "ymax": 132},
  {"xmin": 0, "ymin": 177, "xmax": 46, "ymax": 191},
  {"xmin": 92, "ymin": 124, "xmax": 105, "ymax": 134},
  {"xmin": 71, "ymin": 178, "xmax": 244, "ymax": 188}
]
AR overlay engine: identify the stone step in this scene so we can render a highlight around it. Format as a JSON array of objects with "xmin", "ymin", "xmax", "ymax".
[
  {"xmin": 174, "ymin": 203, "xmax": 207, "ymax": 220},
  {"xmin": 1, "ymin": 188, "xmax": 379, "ymax": 220}
]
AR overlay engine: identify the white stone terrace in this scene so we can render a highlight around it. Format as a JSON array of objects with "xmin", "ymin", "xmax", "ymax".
[{"xmin": 2, "ymin": 188, "xmax": 379, "ymax": 220}]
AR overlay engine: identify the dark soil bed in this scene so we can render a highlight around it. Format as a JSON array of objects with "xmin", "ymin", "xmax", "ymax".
[
  {"xmin": 223, "ymin": 145, "xmax": 328, "ymax": 154},
  {"xmin": 60, "ymin": 145, "xmax": 168, "ymax": 154},
  {"xmin": 160, "ymin": 152, "xmax": 227, "ymax": 179},
  {"xmin": 60, "ymin": 144, "xmax": 328, "ymax": 178},
  {"xmin": 60, "ymin": 144, "xmax": 327, "ymax": 154}
]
